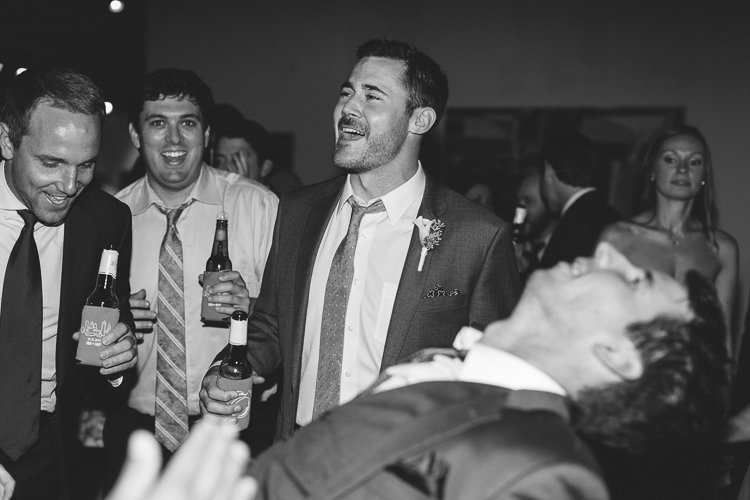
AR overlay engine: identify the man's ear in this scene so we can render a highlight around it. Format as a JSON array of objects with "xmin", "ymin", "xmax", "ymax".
[
  {"xmin": 128, "ymin": 122, "xmax": 141, "ymax": 150},
  {"xmin": 408, "ymin": 107, "xmax": 437, "ymax": 136},
  {"xmin": 592, "ymin": 340, "xmax": 643, "ymax": 381},
  {"xmin": 203, "ymin": 125, "xmax": 210, "ymax": 148},
  {"xmin": 260, "ymin": 159, "xmax": 273, "ymax": 179},
  {"xmin": 0, "ymin": 123, "xmax": 14, "ymax": 161}
]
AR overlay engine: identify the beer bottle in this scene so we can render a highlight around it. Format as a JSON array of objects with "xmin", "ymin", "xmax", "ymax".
[
  {"xmin": 202, "ymin": 212, "xmax": 232, "ymax": 322},
  {"xmin": 512, "ymin": 206, "xmax": 527, "ymax": 244},
  {"xmin": 218, "ymin": 310, "xmax": 253, "ymax": 429},
  {"xmin": 77, "ymin": 246, "xmax": 120, "ymax": 366}
]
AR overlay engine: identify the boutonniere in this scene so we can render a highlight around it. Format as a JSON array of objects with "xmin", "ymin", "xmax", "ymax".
[{"xmin": 413, "ymin": 217, "xmax": 444, "ymax": 272}]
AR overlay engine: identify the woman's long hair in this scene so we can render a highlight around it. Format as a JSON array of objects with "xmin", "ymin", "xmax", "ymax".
[{"xmin": 640, "ymin": 125, "xmax": 718, "ymax": 244}]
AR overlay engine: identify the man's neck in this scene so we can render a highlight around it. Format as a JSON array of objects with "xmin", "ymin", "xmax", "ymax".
[
  {"xmin": 146, "ymin": 174, "xmax": 198, "ymax": 208},
  {"xmin": 349, "ymin": 157, "xmax": 419, "ymax": 202}
]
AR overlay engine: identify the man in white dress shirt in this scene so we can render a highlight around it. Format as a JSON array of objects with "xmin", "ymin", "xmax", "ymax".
[{"xmin": 199, "ymin": 39, "xmax": 520, "ymax": 439}]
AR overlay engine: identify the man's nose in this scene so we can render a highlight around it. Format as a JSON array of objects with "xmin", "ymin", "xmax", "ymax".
[
  {"xmin": 165, "ymin": 124, "xmax": 182, "ymax": 144},
  {"xmin": 59, "ymin": 167, "xmax": 79, "ymax": 195}
]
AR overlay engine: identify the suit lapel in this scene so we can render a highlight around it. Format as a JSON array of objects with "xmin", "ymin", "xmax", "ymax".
[
  {"xmin": 57, "ymin": 199, "xmax": 97, "ymax": 390},
  {"xmin": 380, "ymin": 176, "xmax": 447, "ymax": 369},
  {"xmin": 290, "ymin": 179, "xmax": 345, "ymax": 386}
]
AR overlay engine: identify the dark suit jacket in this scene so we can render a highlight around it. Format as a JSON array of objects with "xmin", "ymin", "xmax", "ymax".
[
  {"xmin": 539, "ymin": 190, "xmax": 622, "ymax": 269},
  {"xmin": 243, "ymin": 174, "xmax": 521, "ymax": 439},
  {"xmin": 250, "ymin": 382, "xmax": 608, "ymax": 500},
  {"xmin": 51, "ymin": 188, "xmax": 133, "ymax": 498}
]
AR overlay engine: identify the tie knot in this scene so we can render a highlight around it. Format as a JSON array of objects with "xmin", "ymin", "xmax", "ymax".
[
  {"xmin": 17, "ymin": 210, "xmax": 38, "ymax": 228},
  {"xmin": 158, "ymin": 200, "xmax": 192, "ymax": 228},
  {"xmin": 348, "ymin": 197, "xmax": 385, "ymax": 217}
]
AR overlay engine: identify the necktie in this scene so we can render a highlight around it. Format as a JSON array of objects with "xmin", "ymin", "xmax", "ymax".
[
  {"xmin": 0, "ymin": 210, "xmax": 42, "ymax": 460},
  {"xmin": 154, "ymin": 201, "xmax": 192, "ymax": 452},
  {"xmin": 312, "ymin": 197, "xmax": 386, "ymax": 420}
]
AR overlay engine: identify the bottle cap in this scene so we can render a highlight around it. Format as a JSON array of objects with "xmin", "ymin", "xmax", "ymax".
[{"xmin": 216, "ymin": 211, "xmax": 228, "ymax": 221}]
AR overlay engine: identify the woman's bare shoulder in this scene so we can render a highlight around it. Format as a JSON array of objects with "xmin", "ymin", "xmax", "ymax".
[{"xmin": 715, "ymin": 229, "xmax": 739, "ymax": 260}]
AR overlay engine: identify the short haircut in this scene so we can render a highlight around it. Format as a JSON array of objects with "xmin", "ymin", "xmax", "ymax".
[
  {"xmin": 575, "ymin": 270, "xmax": 729, "ymax": 453},
  {"xmin": 0, "ymin": 67, "xmax": 105, "ymax": 150},
  {"xmin": 541, "ymin": 132, "xmax": 599, "ymax": 188},
  {"xmin": 215, "ymin": 119, "xmax": 271, "ymax": 164},
  {"xmin": 356, "ymin": 39, "xmax": 449, "ymax": 127},
  {"xmin": 641, "ymin": 125, "xmax": 718, "ymax": 244},
  {"xmin": 127, "ymin": 68, "xmax": 214, "ymax": 131}
]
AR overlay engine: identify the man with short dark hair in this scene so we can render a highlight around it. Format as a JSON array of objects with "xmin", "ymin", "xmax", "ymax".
[
  {"xmin": 0, "ymin": 67, "xmax": 137, "ymax": 500},
  {"xmin": 200, "ymin": 39, "xmax": 520, "ymax": 440},
  {"xmin": 538, "ymin": 132, "xmax": 622, "ymax": 268},
  {"xmin": 106, "ymin": 69, "xmax": 277, "ymax": 483},
  {"xmin": 248, "ymin": 242, "xmax": 729, "ymax": 499}
]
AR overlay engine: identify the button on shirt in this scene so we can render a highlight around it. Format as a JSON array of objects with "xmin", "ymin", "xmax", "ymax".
[
  {"xmin": 116, "ymin": 165, "xmax": 278, "ymax": 415},
  {"xmin": 296, "ymin": 165, "xmax": 426, "ymax": 426},
  {"xmin": 0, "ymin": 162, "xmax": 63, "ymax": 412}
]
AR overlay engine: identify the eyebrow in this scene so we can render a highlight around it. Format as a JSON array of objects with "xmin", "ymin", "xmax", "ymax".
[
  {"xmin": 143, "ymin": 113, "xmax": 202, "ymax": 121},
  {"xmin": 35, "ymin": 154, "xmax": 98, "ymax": 166},
  {"xmin": 339, "ymin": 81, "xmax": 389, "ymax": 97}
]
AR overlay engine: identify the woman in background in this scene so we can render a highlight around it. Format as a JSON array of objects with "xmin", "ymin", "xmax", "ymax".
[{"xmin": 599, "ymin": 125, "xmax": 739, "ymax": 355}]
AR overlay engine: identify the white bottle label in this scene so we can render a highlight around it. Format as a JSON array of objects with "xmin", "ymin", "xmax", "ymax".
[
  {"xmin": 228, "ymin": 317, "xmax": 248, "ymax": 345},
  {"xmin": 98, "ymin": 249, "xmax": 119, "ymax": 278}
]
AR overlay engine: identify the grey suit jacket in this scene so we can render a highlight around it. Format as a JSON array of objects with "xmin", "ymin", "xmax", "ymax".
[
  {"xmin": 243, "ymin": 174, "xmax": 521, "ymax": 439},
  {"xmin": 250, "ymin": 382, "xmax": 608, "ymax": 500}
]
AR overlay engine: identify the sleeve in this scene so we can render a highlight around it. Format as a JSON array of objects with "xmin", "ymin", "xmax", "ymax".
[
  {"xmin": 467, "ymin": 221, "xmax": 521, "ymax": 330},
  {"xmin": 494, "ymin": 463, "xmax": 610, "ymax": 500}
]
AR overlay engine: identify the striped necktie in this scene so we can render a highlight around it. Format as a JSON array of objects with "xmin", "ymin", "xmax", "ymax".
[
  {"xmin": 312, "ymin": 197, "xmax": 386, "ymax": 420},
  {"xmin": 154, "ymin": 201, "xmax": 192, "ymax": 452}
]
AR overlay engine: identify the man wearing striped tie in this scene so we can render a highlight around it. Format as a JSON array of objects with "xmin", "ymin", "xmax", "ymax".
[{"xmin": 104, "ymin": 69, "xmax": 278, "ymax": 490}]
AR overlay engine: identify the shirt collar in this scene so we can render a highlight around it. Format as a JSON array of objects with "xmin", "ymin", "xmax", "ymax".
[
  {"xmin": 453, "ymin": 326, "xmax": 567, "ymax": 396},
  {"xmin": 335, "ymin": 162, "xmax": 426, "ymax": 227},
  {"xmin": 130, "ymin": 164, "xmax": 222, "ymax": 215},
  {"xmin": 561, "ymin": 187, "xmax": 596, "ymax": 216}
]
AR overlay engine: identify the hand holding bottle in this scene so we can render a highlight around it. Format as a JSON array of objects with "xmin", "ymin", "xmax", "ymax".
[{"xmin": 199, "ymin": 270, "xmax": 251, "ymax": 317}]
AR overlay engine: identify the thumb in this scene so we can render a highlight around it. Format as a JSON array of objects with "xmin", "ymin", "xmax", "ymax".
[{"xmin": 131, "ymin": 289, "xmax": 147, "ymax": 300}]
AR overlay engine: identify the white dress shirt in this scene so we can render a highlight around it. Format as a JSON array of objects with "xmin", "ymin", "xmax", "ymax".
[
  {"xmin": 0, "ymin": 162, "xmax": 64, "ymax": 412},
  {"xmin": 116, "ymin": 165, "xmax": 278, "ymax": 416},
  {"xmin": 374, "ymin": 326, "xmax": 567, "ymax": 397},
  {"xmin": 296, "ymin": 165, "xmax": 426, "ymax": 426}
]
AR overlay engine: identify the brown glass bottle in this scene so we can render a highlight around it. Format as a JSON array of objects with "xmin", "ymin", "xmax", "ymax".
[{"xmin": 202, "ymin": 213, "xmax": 232, "ymax": 322}]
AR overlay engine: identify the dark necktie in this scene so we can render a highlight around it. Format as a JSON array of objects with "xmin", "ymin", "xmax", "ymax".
[
  {"xmin": 0, "ymin": 210, "xmax": 42, "ymax": 460},
  {"xmin": 312, "ymin": 197, "xmax": 386, "ymax": 420},
  {"xmin": 154, "ymin": 201, "xmax": 191, "ymax": 452}
]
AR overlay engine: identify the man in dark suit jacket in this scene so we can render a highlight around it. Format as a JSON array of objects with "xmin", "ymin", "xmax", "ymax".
[
  {"xmin": 248, "ymin": 243, "xmax": 729, "ymax": 500},
  {"xmin": 200, "ymin": 39, "xmax": 520, "ymax": 440},
  {"xmin": 0, "ymin": 68, "xmax": 137, "ymax": 500},
  {"xmin": 538, "ymin": 133, "xmax": 622, "ymax": 269}
]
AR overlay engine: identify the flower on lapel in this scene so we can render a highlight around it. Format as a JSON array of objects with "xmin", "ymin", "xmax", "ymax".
[{"xmin": 413, "ymin": 217, "xmax": 444, "ymax": 272}]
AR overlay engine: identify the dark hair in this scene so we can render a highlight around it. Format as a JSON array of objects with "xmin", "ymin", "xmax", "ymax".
[
  {"xmin": 0, "ymin": 67, "xmax": 105, "ymax": 150},
  {"xmin": 641, "ymin": 125, "xmax": 718, "ymax": 243},
  {"xmin": 356, "ymin": 39, "xmax": 449, "ymax": 127},
  {"xmin": 575, "ymin": 270, "xmax": 729, "ymax": 453},
  {"xmin": 215, "ymin": 119, "xmax": 271, "ymax": 164},
  {"xmin": 127, "ymin": 68, "xmax": 214, "ymax": 131},
  {"xmin": 540, "ymin": 132, "xmax": 599, "ymax": 187}
]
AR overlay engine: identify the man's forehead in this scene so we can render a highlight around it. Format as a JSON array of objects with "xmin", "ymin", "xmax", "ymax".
[{"xmin": 142, "ymin": 95, "xmax": 202, "ymax": 115}]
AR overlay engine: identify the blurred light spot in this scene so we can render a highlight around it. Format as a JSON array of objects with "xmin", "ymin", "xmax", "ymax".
[
  {"xmin": 0, "ymin": 63, "xmax": 4, "ymax": 73},
  {"xmin": 16, "ymin": 68, "xmax": 27, "ymax": 75},
  {"xmin": 105, "ymin": 102, "xmax": 114, "ymax": 115},
  {"xmin": 109, "ymin": 0, "xmax": 124, "ymax": 13}
]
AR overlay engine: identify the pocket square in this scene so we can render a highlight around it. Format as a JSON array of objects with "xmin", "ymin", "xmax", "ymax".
[{"xmin": 424, "ymin": 285, "xmax": 459, "ymax": 298}]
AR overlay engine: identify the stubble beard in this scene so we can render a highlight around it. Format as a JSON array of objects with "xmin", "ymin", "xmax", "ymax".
[{"xmin": 332, "ymin": 116, "xmax": 410, "ymax": 174}]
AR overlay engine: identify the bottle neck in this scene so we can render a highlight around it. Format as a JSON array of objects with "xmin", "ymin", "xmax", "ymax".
[
  {"xmin": 95, "ymin": 273, "xmax": 117, "ymax": 290},
  {"xmin": 211, "ymin": 222, "xmax": 229, "ymax": 257}
]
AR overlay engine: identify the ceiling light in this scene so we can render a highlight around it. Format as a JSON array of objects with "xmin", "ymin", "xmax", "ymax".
[
  {"xmin": 16, "ymin": 68, "xmax": 27, "ymax": 75},
  {"xmin": 109, "ymin": 0, "xmax": 124, "ymax": 13},
  {"xmin": 105, "ymin": 102, "xmax": 114, "ymax": 115}
]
